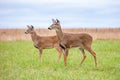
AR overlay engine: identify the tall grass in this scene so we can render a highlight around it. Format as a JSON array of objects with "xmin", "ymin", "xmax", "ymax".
[
  {"xmin": 0, "ymin": 40, "xmax": 120, "ymax": 80},
  {"xmin": 0, "ymin": 28, "xmax": 120, "ymax": 41}
]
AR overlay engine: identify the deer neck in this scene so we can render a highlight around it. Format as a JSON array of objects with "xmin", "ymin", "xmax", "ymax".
[
  {"xmin": 56, "ymin": 26, "xmax": 63, "ymax": 41},
  {"xmin": 31, "ymin": 31, "xmax": 38, "ymax": 42}
]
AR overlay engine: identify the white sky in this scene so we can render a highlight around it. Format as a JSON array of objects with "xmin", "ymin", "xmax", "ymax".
[{"xmin": 0, "ymin": 0, "xmax": 120, "ymax": 28}]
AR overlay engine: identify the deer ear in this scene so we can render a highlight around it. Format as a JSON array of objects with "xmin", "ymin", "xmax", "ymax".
[
  {"xmin": 56, "ymin": 19, "xmax": 60, "ymax": 23},
  {"xmin": 27, "ymin": 25, "xmax": 30, "ymax": 28},
  {"xmin": 30, "ymin": 25, "xmax": 34, "ymax": 29},
  {"xmin": 52, "ymin": 19, "xmax": 56, "ymax": 23}
]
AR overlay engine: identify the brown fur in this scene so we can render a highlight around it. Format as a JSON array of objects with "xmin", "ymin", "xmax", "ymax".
[
  {"xmin": 25, "ymin": 25, "xmax": 62, "ymax": 62},
  {"xmin": 48, "ymin": 19, "xmax": 97, "ymax": 67}
]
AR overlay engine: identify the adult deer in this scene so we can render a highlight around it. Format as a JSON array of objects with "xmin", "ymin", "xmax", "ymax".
[
  {"xmin": 25, "ymin": 25, "xmax": 62, "ymax": 62},
  {"xmin": 48, "ymin": 19, "xmax": 97, "ymax": 67}
]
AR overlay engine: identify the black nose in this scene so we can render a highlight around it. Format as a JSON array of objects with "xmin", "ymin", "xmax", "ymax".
[{"xmin": 48, "ymin": 27, "xmax": 51, "ymax": 30}]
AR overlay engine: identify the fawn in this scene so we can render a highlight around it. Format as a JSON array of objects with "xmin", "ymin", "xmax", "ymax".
[{"xmin": 25, "ymin": 25, "xmax": 62, "ymax": 62}]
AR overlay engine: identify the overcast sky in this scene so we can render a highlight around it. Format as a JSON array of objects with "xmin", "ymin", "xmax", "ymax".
[{"xmin": 0, "ymin": 0, "xmax": 120, "ymax": 28}]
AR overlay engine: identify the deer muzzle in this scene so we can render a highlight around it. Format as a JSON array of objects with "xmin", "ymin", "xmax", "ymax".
[{"xmin": 48, "ymin": 27, "xmax": 51, "ymax": 30}]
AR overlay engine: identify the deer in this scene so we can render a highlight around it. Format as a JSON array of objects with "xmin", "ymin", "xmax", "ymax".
[
  {"xmin": 48, "ymin": 19, "xmax": 97, "ymax": 67},
  {"xmin": 25, "ymin": 25, "xmax": 62, "ymax": 62}
]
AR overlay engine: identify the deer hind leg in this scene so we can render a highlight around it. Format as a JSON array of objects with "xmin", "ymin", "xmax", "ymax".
[
  {"xmin": 85, "ymin": 46, "xmax": 97, "ymax": 67},
  {"xmin": 63, "ymin": 49, "xmax": 69, "ymax": 66},
  {"xmin": 39, "ymin": 48, "xmax": 42, "ymax": 63},
  {"xmin": 55, "ymin": 45, "xmax": 62, "ymax": 62},
  {"xmin": 79, "ymin": 48, "xmax": 86, "ymax": 65}
]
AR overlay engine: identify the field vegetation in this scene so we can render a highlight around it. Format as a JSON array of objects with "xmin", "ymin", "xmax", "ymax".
[
  {"xmin": 0, "ymin": 28, "xmax": 120, "ymax": 41},
  {"xmin": 0, "ymin": 40, "xmax": 120, "ymax": 80}
]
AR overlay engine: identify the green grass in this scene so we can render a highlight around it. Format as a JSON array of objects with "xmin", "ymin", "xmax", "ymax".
[{"xmin": 0, "ymin": 40, "xmax": 120, "ymax": 80}]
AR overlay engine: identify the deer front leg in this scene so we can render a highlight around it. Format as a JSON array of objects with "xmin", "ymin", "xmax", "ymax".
[
  {"xmin": 54, "ymin": 44, "xmax": 63, "ymax": 62},
  {"xmin": 39, "ymin": 48, "xmax": 42, "ymax": 63},
  {"xmin": 59, "ymin": 43, "xmax": 66, "ymax": 54},
  {"xmin": 63, "ymin": 49, "xmax": 69, "ymax": 66},
  {"xmin": 55, "ymin": 46, "xmax": 62, "ymax": 62}
]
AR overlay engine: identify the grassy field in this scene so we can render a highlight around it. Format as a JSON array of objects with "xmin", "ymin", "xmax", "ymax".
[{"xmin": 0, "ymin": 40, "xmax": 120, "ymax": 80}]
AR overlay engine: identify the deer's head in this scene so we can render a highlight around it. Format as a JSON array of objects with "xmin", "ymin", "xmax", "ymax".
[
  {"xmin": 25, "ymin": 25, "xmax": 34, "ymax": 34},
  {"xmin": 48, "ymin": 19, "xmax": 61, "ymax": 30}
]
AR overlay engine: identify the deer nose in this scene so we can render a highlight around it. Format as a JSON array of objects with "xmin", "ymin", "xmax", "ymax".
[{"xmin": 48, "ymin": 27, "xmax": 51, "ymax": 30}]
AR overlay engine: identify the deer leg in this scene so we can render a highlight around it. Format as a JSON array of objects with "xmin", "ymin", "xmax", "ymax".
[
  {"xmin": 59, "ymin": 43, "xmax": 66, "ymax": 54},
  {"xmin": 63, "ymin": 49, "xmax": 68, "ymax": 66},
  {"xmin": 79, "ymin": 48, "xmax": 86, "ymax": 65},
  {"xmin": 86, "ymin": 47, "xmax": 97, "ymax": 67},
  {"xmin": 55, "ymin": 46, "xmax": 62, "ymax": 62},
  {"xmin": 39, "ymin": 48, "xmax": 42, "ymax": 63}
]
